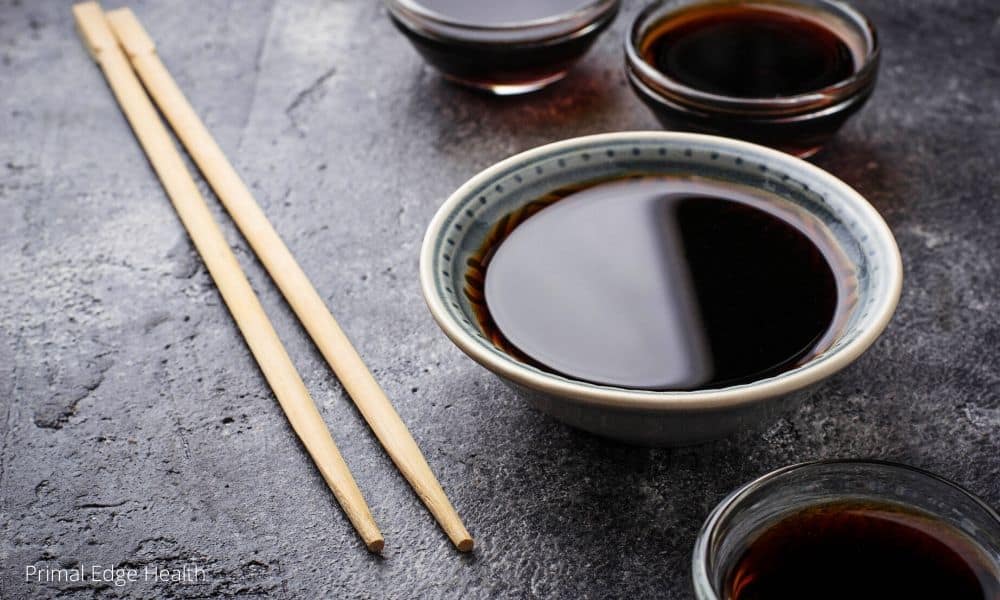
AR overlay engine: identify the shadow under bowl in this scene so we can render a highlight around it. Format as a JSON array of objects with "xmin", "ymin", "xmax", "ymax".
[{"xmin": 420, "ymin": 132, "xmax": 902, "ymax": 445}]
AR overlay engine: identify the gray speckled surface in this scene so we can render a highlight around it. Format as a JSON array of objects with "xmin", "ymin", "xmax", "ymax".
[{"xmin": 1, "ymin": 0, "xmax": 998, "ymax": 598}]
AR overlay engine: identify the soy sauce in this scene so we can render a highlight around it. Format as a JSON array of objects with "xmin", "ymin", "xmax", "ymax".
[
  {"xmin": 466, "ymin": 176, "xmax": 853, "ymax": 391},
  {"xmin": 390, "ymin": 0, "xmax": 617, "ymax": 93},
  {"xmin": 640, "ymin": 4, "xmax": 857, "ymax": 98},
  {"xmin": 728, "ymin": 501, "xmax": 1000, "ymax": 600}
]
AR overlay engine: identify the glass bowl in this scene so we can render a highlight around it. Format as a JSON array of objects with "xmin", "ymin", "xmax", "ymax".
[
  {"xmin": 693, "ymin": 459, "xmax": 1000, "ymax": 599},
  {"xmin": 387, "ymin": 0, "xmax": 619, "ymax": 95},
  {"xmin": 626, "ymin": 0, "xmax": 880, "ymax": 157}
]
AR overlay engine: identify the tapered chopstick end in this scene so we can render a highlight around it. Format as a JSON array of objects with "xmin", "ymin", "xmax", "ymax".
[
  {"xmin": 366, "ymin": 537, "xmax": 385, "ymax": 554},
  {"xmin": 456, "ymin": 537, "xmax": 474, "ymax": 553}
]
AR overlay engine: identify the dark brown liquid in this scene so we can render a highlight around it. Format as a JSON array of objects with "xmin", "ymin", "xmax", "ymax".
[
  {"xmin": 392, "ymin": 0, "xmax": 616, "ymax": 91},
  {"xmin": 641, "ymin": 4, "xmax": 856, "ymax": 98},
  {"xmin": 467, "ymin": 176, "xmax": 852, "ymax": 391},
  {"xmin": 728, "ymin": 501, "xmax": 1000, "ymax": 600}
]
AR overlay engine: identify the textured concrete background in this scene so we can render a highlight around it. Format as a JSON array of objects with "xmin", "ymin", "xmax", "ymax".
[{"xmin": 1, "ymin": 0, "xmax": 998, "ymax": 597}]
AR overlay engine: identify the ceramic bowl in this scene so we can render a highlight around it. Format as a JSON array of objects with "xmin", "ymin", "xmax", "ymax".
[{"xmin": 419, "ymin": 132, "xmax": 901, "ymax": 445}]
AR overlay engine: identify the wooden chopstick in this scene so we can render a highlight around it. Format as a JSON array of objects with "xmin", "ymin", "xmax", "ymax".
[
  {"xmin": 104, "ymin": 8, "xmax": 474, "ymax": 552},
  {"xmin": 72, "ymin": 1, "xmax": 384, "ymax": 553}
]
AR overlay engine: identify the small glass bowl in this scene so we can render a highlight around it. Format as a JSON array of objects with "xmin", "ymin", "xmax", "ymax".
[
  {"xmin": 387, "ymin": 0, "xmax": 620, "ymax": 95},
  {"xmin": 692, "ymin": 459, "xmax": 1000, "ymax": 599},
  {"xmin": 626, "ymin": 0, "xmax": 880, "ymax": 157}
]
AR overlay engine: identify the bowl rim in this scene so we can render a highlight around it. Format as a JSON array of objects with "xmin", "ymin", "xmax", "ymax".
[
  {"xmin": 386, "ymin": 0, "xmax": 620, "ymax": 46},
  {"xmin": 387, "ymin": 0, "xmax": 616, "ymax": 31},
  {"xmin": 419, "ymin": 131, "xmax": 902, "ymax": 411}
]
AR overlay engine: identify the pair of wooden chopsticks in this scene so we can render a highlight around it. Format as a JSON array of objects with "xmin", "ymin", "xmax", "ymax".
[{"xmin": 73, "ymin": 2, "xmax": 472, "ymax": 553}]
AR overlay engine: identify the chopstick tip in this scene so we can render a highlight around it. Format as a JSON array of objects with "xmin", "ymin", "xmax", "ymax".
[
  {"xmin": 456, "ymin": 537, "xmax": 474, "ymax": 553},
  {"xmin": 366, "ymin": 537, "xmax": 385, "ymax": 554}
]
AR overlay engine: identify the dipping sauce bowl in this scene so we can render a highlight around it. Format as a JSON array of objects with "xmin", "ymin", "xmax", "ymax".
[
  {"xmin": 626, "ymin": 0, "xmax": 880, "ymax": 156},
  {"xmin": 693, "ymin": 460, "xmax": 1000, "ymax": 599},
  {"xmin": 420, "ymin": 132, "xmax": 902, "ymax": 445},
  {"xmin": 387, "ymin": 0, "xmax": 619, "ymax": 95}
]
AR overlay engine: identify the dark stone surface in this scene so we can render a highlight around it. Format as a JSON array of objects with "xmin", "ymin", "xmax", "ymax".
[{"xmin": 1, "ymin": 0, "xmax": 997, "ymax": 597}]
